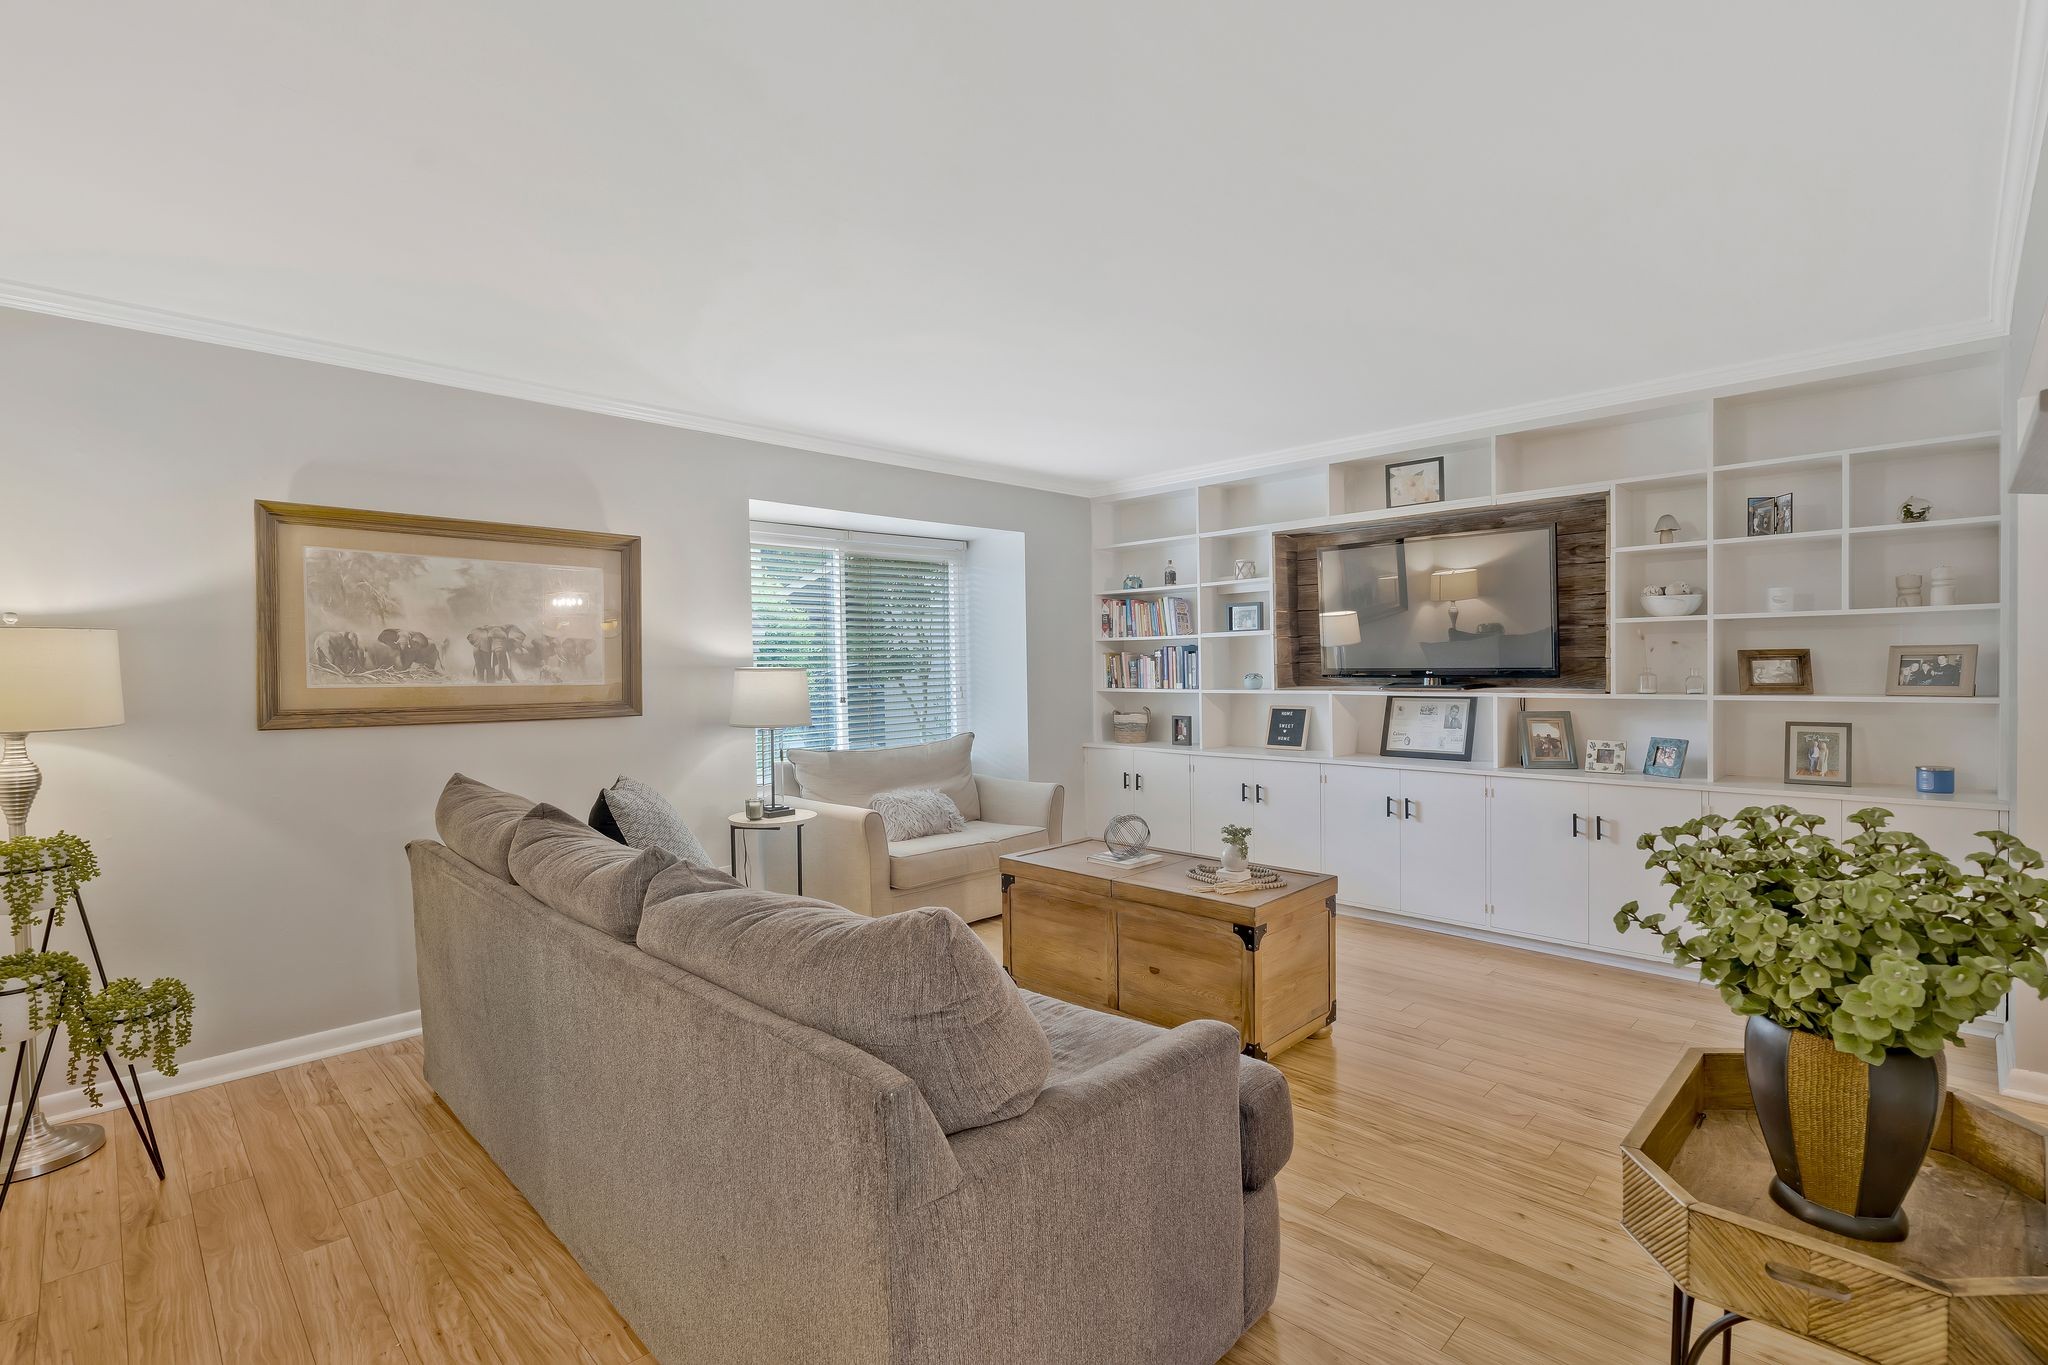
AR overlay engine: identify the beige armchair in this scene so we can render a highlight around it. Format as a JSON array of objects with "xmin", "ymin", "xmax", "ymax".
[{"xmin": 776, "ymin": 735, "xmax": 1062, "ymax": 922}]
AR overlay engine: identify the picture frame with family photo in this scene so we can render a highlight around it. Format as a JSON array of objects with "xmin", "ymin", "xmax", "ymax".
[
  {"xmin": 1643, "ymin": 736, "xmax": 1689, "ymax": 780},
  {"xmin": 1735, "ymin": 647, "xmax": 1813, "ymax": 695},
  {"xmin": 1745, "ymin": 492, "xmax": 1794, "ymax": 537},
  {"xmin": 1784, "ymin": 721, "xmax": 1852, "ymax": 787},
  {"xmin": 1884, "ymin": 644, "xmax": 1977, "ymax": 698},
  {"xmin": 1516, "ymin": 711, "xmax": 1578, "ymax": 770}
]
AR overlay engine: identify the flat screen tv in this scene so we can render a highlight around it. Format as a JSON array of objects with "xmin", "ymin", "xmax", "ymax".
[{"xmin": 1317, "ymin": 524, "xmax": 1560, "ymax": 682}]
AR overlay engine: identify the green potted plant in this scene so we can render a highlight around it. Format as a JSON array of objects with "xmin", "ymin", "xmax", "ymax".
[
  {"xmin": 1219, "ymin": 824, "xmax": 1252, "ymax": 875},
  {"xmin": 1616, "ymin": 805, "xmax": 2048, "ymax": 1242}
]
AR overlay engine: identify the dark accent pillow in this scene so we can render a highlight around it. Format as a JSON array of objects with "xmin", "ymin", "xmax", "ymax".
[{"xmin": 589, "ymin": 776, "xmax": 712, "ymax": 867}]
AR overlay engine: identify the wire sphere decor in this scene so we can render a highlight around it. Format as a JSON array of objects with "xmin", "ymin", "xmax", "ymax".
[{"xmin": 1103, "ymin": 815, "xmax": 1152, "ymax": 859}]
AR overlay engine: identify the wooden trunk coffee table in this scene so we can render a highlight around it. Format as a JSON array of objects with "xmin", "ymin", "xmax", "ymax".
[{"xmin": 998, "ymin": 840, "xmax": 1336, "ymax": 1060}]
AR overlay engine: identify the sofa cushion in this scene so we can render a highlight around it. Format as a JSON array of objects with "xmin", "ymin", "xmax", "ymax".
[
  {"xmin": 589, "ymin": 776, "xmax": 713, "ymax": 866},
  {"xmin": 868, "ymin": 787, "xmax": 966, "ymax": 842},
  {"xmin": 787, "ymin": 733, "xmax": 981, "ymax": 822},
  {"xmin": 509, "ymin": 804, "xmax": 676, "ymax": 941},
  {"xmin": 888, "ymin": 821, "xmax": 1046, "ymax": 891},
  {"xmin": 1024, "ymin": 990, "xmax": 1291, "ymax": 1190},
  {"xmin": 637, "ymin": 887, "xmax": 1049, "ymax": 1133},
  {"xmin": 644, "ymin": 860, "xmax": 746, "ymax": 903},
  {"xmin": 434, "ymin": 773, "xmax": 536, "ymax": 880}
]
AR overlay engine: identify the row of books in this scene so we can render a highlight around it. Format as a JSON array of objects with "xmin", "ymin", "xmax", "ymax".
[
  {"xmin": 1103, "ymin": 644, "xmax": 1199, "ymax": 690},
  {"xmin": 1098, "ymin": 595, "xmax": 1195, "ymax": 639}
]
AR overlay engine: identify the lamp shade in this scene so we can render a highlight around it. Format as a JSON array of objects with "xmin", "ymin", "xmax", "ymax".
[
  {"xmin": 0, "ymin": 628, "xmax": 124, "ymax": 733},
  {"xmin": 1318, "ymin": 610, "xmax": 1362, "ymax": 647},
  {"xmin": 729, "ymin": 667, "xmax": 810, "ymax": 728},
  {"xmin": 1431, "ymin": 568, "xmax": 1480, "ymax": 603}
]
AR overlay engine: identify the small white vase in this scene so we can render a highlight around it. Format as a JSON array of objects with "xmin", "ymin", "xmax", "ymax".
[{"xmin": 1220, "ymin": 845, "xmax": 1248, "ymax": 874}]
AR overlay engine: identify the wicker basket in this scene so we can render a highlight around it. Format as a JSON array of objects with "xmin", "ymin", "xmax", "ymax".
[{"xmin": 1111, "ymin": 708, "xmax": 1152, "ymax": 743}]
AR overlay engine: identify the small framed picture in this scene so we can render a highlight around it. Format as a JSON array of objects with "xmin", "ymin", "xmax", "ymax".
[
  {"xmin": 1171, "ymin": 714, "xmax": 1194, "ymax": 746},
  {"xmin": 1736, "ymin": 648, "xmax": 1813, "ymax": 695},
  {"xmin": 1385, "ymin": 456, "xmax": 1446, "ymax": 509},
  {"xmin": 1380, "ymin": 695, "xmax": 1476, "ymax": 761},
  {"xmin": 1265, "ymin": 705, "xmax": 1311, "ymax": 751},
  {"xmin": 1517, "ymin": 710, "xmax": 1578, "ymax": 770},
  {"xmin": 1643, "ymin": 737, "xmax": 1689, "ymax": 780},
  {"xmin": 1746, "ymin": 493, "xmax": 1794, "ymax": 537},
  {"xmin": 1227, "ymin": 601, "xmax": 1266, "ymax": 632},
  {"xmin": 1885, "ymin": 644, "xmax": 1977, "ymax": 697},
  {"xmin": 1785, "ymin": 721, "xmax": 1852, "ymax": 787},
  {"xmin": 1583, "ymin": 739, "xmax": 1629, "ymax": 774}
]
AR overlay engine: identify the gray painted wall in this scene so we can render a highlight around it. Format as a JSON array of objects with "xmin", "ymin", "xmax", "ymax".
[{"xmin": 0, "ymin": 307, "xmax": 1090, "ymax": 1062}]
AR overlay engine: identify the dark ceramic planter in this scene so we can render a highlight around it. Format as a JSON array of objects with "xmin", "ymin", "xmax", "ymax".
[{"xmin": 1744, "ymin": 1015, "xmax": 1946, "ymax": 1242}]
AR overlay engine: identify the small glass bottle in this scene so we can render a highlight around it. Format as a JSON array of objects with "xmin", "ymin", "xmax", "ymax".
[
  {"xmin": 1163, "ymin": 559, "xmax": 1178, "ymax": 585},
  {"xmin": 1684, "ymin": 671, "xmax": 1705, "ymax": 696},
  {"xmin": 1637, "ymin": 671, "xmax": 1659, "ymax": 695}
]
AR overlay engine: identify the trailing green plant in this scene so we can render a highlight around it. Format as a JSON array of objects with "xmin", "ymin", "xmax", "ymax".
[
  {"xmin": 1616, "ymin": 805, "xmax": 2048, "ymax": 1065},
  {"xmin": 78, "ymin": 977, "xmax": 197, "ymax": 1100},
  {"xmin": 1221, "ymin": 824, "xmax": 1251, "ymax": 858},
  {"xmin": 0, "ymin": 831, "xmax": 100, "ymax": 938}
]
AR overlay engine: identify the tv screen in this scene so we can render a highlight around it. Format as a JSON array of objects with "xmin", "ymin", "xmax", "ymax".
[{"xmin": 1317, "ymin": 524, "xmax": 1560, "ymax": 680}]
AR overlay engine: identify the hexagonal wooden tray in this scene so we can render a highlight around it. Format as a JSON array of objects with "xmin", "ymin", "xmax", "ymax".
[{"xmin": 1622, "ymin": 1048, "xmax": 2048, "ymax": 1365}]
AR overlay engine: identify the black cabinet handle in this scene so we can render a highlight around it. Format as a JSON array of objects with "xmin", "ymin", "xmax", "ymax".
[
  {"xmin": 1385, "ymin": 796, "xmax": 1397, "ymax": 818},
  {"xmin": 1134, "ymin": 773, "xmax": 1144, "ymax": 791},
  {"xmin": 1255, "ymin": 785, "xmax": 1267, "ymax": 804},
  {"xmin": 1240, "ymin": 782, "xmax": 1250, "ymax": 802},
  {"xmin": 1571, "ymin": 813, "xmax": 1584, "ymax": 839},
  {"xmin": 1122, "ymin": 772, "xmax": 1131, "ymax": 790},
  {"xmin": 1403, "ymin": 798, "xmax": 1417, "ymax": 820},
  {"xmin": 1595, "ymin": 816, "xmax": 1611, "ymax": 841}
]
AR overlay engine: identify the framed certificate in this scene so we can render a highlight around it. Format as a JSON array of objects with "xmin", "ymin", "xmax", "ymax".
[{"xmin": 1379, "ymin": 695, "xmax": 1476, "ymax": 761}]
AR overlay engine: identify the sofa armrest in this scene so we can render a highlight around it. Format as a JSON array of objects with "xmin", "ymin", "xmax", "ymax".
[
  {"xmin": 793, "ymin": 798, "xmax": 892, "ymax": 916},
  {"xmin": 974, "ymin": 775, "xmax": 1063, "ymax": 841}
]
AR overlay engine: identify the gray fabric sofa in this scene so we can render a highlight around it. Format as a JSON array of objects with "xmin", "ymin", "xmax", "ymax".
[{"xmin": 409, "ymin": 775, "xmax": 1290, "ymax": 1365}]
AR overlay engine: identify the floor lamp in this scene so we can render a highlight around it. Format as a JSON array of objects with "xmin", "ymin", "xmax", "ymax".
[
  {"xmin": 730, "ymin": 667, "xmax": 810, "ymax": 818},
  {"xmin": 0, "ymin": 623, "xmax": 124, "ymax": 1177}
]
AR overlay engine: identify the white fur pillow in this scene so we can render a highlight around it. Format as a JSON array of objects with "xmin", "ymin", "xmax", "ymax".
[{"xmin": 869, "ymin": 787, "xmax": 966, "ymax": 841}]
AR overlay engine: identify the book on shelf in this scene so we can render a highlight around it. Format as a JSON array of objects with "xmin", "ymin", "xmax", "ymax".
[
  {"xmin": 1097, "ymin": 595, "xmax": 1195, "ymax": 639},
  {"xmin": 1102, "ymin": 642, "xmax": 1199, "ymax": 690}
]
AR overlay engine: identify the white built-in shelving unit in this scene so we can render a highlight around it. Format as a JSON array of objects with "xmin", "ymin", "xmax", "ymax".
[{"xmin": 1090, "ymin": 350, "xmax": 2012, "ymax": 807}]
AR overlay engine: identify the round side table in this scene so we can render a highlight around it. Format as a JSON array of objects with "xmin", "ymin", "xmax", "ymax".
[{"xmin": 726, "ymin": 810, "xmax": 816, "ymax": 895}]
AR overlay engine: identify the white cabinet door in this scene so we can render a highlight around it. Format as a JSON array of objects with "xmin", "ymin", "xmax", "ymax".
[
  {"xmin": 1395, "ymin": 768, "xmax": 1489, "ymax": 926},
  {"xmin": 1320, "ymin": 765, "xmax": 1403, "ymax": 911},
  {"xmin": 1131, "ymin": 750, "xmax": 1193, "ymax": 853},
  {"xmin": 1710, "ymin": 792, "xmax": 1842, "ymax": 841},
  {"xmin": 1487, "ymin": 777, "xmax": 1591, "ymax": 944},
  {"xmin": 1082, "ymin": 748, "xmax": 1132, "ymax": 837},
  {"xmin": 1586, "ymin": 785, "xmax": 1706, "ymax": 958},
  {"xmin": 1189, "ymin": 756, "xmax": 1260, "ymax": 861},
  {"xmin": 1881, "ymin": 803, "xmax": 2005, "ymax": 866},
  {"xmin": 1245, "ymin": 761, "xmax": 1323, "ymax": 871}
]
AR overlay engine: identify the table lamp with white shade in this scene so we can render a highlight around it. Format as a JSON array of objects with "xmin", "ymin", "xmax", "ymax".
[
  {"xmin": 1318, "ymin": 609, "xmax": 1361, "ymax": 665},
  {"xmin": 1430, "ymin": 568, "xmax": 1481, "ymax": 632},
  {"xmin": 0, "ymin": 620, "xmax": 125, "ymax": 1177},
  {"xmin": 730, "ymin": 667, "xmax": 809, "ymax": 818}
]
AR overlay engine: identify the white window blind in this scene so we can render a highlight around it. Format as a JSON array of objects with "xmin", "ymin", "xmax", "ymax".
[{"xmin": 748, "ymin": 522, "xmax": 967, "ymax": 784}]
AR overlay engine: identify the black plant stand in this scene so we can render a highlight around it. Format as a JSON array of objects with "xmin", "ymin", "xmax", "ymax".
[
  {"xmin": 0, "ymin": 865, "xmax": 165, "ymax": 1204},
  {"xmin": 1668, "ymin": 1286, "xmax": 1742, "ymax": 1364}
]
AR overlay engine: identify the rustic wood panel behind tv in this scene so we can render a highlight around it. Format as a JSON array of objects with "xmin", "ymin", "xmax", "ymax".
[{"xmin": 1274, "ymin": 492, "xmax": 1608, "ymax": 691}]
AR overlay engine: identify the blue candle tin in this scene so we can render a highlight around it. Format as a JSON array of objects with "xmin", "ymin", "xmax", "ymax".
[{"xmin": 1915, "ymin": 765, "xmax": 1956, "ymax": 797}]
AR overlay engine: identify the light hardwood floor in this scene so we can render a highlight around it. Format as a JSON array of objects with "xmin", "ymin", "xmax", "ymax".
[{"xmin": 0, "ymin": 917, "xmax": 2025, "ymax": 1364}]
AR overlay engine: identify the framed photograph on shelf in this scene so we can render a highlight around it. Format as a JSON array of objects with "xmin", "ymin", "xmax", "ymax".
[
  {"xmin": 1385, "ymin": 456, "xmax": 1446, "ymax": 508},
  {"xmin": 1379, "ymin": 695, "xmax": 1475, "ymax": 761},
  {"xmin": 1265, "ymin": 705, "xmax": 1311, "ymax": 751},
  {"xmin": 1784, "ymin": 721, "xmax": 1852, "ymax": 788},
  {"xmin": 1171, "ymin": 714, "xmax": 1194, "ymax": 747},
  {"xmin": 254, "ymin": 501, "xmax": 641, "ymax": 731},
  {"xmin": 1736, "ymin": 648, "xmax": 1813, "ymax": 695},
  {"xmin": 1583, "ymin": 739, "xmax": 1629, "ymax": 774},
  {"xmin": 1643, "ymin": 737, "xmax": 1689, "ymax": 780},
  {"xmin": 1745, "ymin": 493, "xmax": 1794, "ymax": 536},
  {"xmin": 1227, "ymin": 601, "xmax": 1266, "ymax": 632},
  {"xmin": 1516, "ymin": 710, "xmax": 1578, "ymax": 769},
  {"xmin": 1885, "ymin": 645, "xmax": 1977, "ymax": 698}
]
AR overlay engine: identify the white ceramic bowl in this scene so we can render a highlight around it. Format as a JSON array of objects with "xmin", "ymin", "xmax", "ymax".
[{"xmin": 1639, "ymin": 591, "xmax": 1704, "ymax": 617}]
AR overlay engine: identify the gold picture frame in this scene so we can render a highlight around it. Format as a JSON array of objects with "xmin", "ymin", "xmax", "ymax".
[
  {"xmin": 255, "ymin": 501, "xmax": 641, "ymax": 730},
  {"xmin": 1736, "ymin": 648, "xmax": 1813, "ymax": 695}
]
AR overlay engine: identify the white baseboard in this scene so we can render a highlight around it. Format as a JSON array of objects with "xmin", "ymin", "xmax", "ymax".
[
  {"xmin": 37, "ymin": 1010, "xmax": 422, "ymax": 1123},
  {"xmin": 2001, "ymin": 1064, "xmax": 2048, "ymax": 1106},
  {"xmin": 1335, "ymin": 904, "xmax": 1699, "ymax": 982}
]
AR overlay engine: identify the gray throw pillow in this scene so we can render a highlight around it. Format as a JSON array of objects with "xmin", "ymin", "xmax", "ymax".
[
  {"xmin": 590, "ymin": 776, "xmax": 712, "ymax": 867},
  {"xmin": 510, "ymin": 803, "xmax": 676, "ymax": 941},
  {"xmin": 434, "ymin": 773, "xmax": 536, "ymax": 880},
  {"xmin": 869, "ymin": 787, "xmax": 966, "ymax": 842}
]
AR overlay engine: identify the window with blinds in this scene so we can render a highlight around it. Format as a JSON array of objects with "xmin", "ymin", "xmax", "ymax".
[{"xmin": 748, "ymin": 522, "xmax": 967, "ymax": 784}]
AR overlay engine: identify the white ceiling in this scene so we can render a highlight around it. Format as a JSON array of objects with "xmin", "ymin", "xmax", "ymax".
[{"xmin": 0, "ymin": 3, "xmax": 2034, "ymax": 494}]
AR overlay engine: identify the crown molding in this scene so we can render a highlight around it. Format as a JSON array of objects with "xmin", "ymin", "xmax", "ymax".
[
  {"xmin": 0, "ymin": 279, "xmax": 1097, "ymax": 498},
  {"xmin": 1991, "ymin": 0, "xmax": 2048, "ymax": 329},
  {"xmin": 1094, "ymin": 318, "xmax": 2005, "ymax": 497}
]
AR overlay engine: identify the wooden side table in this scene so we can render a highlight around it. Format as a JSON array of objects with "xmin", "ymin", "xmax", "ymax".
[
  {"xmin": 727, "ymin": 809, "xmax": 815, "ymax": 895},
  {"xmin": 1622, "ymin": 1047, "xmax": 2048, "ymax": 1364}
]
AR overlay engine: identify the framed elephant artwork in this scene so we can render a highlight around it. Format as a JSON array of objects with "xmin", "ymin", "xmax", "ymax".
[{"xmin": 255, "ymin": 502, "xmax": 641, "ymax": 729}]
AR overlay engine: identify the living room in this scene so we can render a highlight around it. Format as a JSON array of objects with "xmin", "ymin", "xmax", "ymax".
[{"xmin": 6, "ymin": 5, "xmax": 2048, "ymax": 1363}]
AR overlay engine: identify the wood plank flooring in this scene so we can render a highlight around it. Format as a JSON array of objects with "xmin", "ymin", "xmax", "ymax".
[{"xmin": 0, "ymin": 917, "xmax": 2027, "ymax": 1363}]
